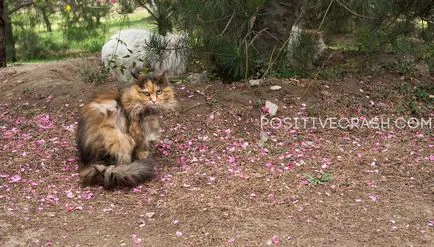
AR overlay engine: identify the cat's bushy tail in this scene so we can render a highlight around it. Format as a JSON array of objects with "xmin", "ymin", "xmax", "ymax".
[{"xmin": 79, "ymin": 159, "xmax": 154, "ymax": 189}]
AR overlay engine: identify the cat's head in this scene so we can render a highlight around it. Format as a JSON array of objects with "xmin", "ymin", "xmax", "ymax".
[{"xmin": 128, "ymin": 70, "xmax": 177, "ymax": 112}]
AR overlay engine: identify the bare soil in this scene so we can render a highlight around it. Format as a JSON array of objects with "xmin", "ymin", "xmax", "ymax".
[{"xmin": 0, "ymin": 56, "xmax": 433, "ymax": 247}]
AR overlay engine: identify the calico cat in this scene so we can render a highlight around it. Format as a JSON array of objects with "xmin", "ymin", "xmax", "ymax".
[{"xmin": 76, "ymin": 71, "xmax": 177, "ymax": 189}]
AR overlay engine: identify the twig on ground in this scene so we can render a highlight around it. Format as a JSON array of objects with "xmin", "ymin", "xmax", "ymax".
[{"xmin": 181, "ymin": 103, "xmax": 203, "ymax": 113}]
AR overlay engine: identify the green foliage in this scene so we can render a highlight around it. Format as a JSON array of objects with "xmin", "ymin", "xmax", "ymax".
[
  {"xmin": 305, "ymin": 173, "xmax": 333, "ymax": 185},
  {"xmin": 60, "ymin": 0, "xmax": 110, "ymax": 40},
  {"xmin": 317, "ymin": 67, "xmax": 347, "ymax": 80},
  {"xmin": 286, "ymin": 29, "xmax": 325, "ymax": 74},
  {"xmin": 385, "ymin": 59, "xmax": 416, "ymax": 76},
  {"xmin": 15, "ymin": 29, "xmax": 68, "ymax": 60},
  {"xmin": 79, "ymin": 35, "xmax": 107, "ymax": 53},
  {"xmin": 11, "ymin": 7, "xmax": 68, "ymax": 60},
  {"xmin": 78, "ymin": 64, "xmax": 111, "ymax": 84},
  {"xmin": 132, "ymin": 0, "xmax": 270, "ymax": 81}
]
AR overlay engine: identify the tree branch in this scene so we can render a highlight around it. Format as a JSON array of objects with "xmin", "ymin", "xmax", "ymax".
[
  {"xmin": 9, "ymin": 0, "xmax": 34, "ymax": 14},
  {"xmin": 335, "ymin": 0, "xmax": 377, "ymax": 20}
]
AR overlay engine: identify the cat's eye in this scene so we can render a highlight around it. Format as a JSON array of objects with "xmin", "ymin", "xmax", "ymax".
[
  {"xmin": 142, "ymin": 91, "xmax": 151, "ymax": 96},
  {"xmin": 156, "ymin": 90, "xmax": 163, "ymax": 95}
]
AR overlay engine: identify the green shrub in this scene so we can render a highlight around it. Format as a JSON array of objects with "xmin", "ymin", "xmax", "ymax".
[
  {"xmin": 79, "ymin": 36, "xmax": 106, "ymax": 53},
  {"xmin": 15, "ymin": 29, "xmax": 68, "ymax": 60},
  {"xmin": 78, "ymin": 64, "xmax": 111, "ymax": 84}
]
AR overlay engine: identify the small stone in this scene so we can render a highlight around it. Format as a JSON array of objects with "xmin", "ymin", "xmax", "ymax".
[
  {"xmin": 249, "ymin": 79, "xmax": 262, "ymax": 86},
  {"xmin": 188, "ymin": 71, "xmax": 208, "ymax": 84},
  {"xmin": 270, "ymin": 85, "xmax": 282, "ymax": 91},
  {"xmin": 145, "ymin": 212, "xmax": 156, "ymax": 218},
  {"xmin": 429, "ymin": 95, "xmax": 434, "ymax": 99},
  {"xmin": 264, "ymin": 101, "xmax": 278, "ymax": 116},
  {"xmin": 260, "ymin": 131, "xmax": 269, "ymax": 143}
]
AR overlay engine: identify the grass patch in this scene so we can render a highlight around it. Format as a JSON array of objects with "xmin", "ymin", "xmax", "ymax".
[
  {"xmin": 12, "ymin": 8, "xmax": 154, "ymax": 63},
  {"xmin": 305, "ymin": 173, "xmax": 333, "ymax": 185}
]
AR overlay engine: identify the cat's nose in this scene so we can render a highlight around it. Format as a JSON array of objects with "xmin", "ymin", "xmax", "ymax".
[{"xmin": 151, "ymin": 100, "xmax": 157, "ymax": 104}]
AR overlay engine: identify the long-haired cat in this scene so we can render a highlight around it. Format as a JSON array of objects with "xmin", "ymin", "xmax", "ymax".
[{"xmin": 76, "ymin": 71, "xmax": 177, "ymax": 189}]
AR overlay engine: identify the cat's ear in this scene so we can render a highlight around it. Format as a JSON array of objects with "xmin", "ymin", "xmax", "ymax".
[
  {"xmin": 156, "ymin": 70, "xmax": 169, "ymax": 85},
  {"xmin": 131, "ymin": 70, "xmax": 147, "ymax": 87},
  {"xmin": 131, "ymin": 70, "xmax": 140, "ymax": 80}
]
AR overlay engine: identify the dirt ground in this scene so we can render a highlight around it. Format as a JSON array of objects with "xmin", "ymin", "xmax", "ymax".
[{"xmin": 0, "ymin": 56, "xmax": 433, "ymax": 247}]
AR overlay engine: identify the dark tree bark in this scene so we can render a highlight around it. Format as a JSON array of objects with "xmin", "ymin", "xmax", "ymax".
[
  {"xmin": 254, "ymin": 0, "xmax": 301, "ymax": 58},
  {"xmin": 41, "ymin": 7, "xmax": 52, "ymax": 32},
  {"xmin": 4, "ymin": 3, "xmax": 15, "ymax": 62},
  {"xmin": 0, "ymin": 0, "xmax": 6, "ymax": 67}
]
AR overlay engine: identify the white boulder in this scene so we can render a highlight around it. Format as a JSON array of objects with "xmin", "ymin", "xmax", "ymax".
[{"xmin": 101, "ymin": 29, "xmax": 187, "ymax": 82}]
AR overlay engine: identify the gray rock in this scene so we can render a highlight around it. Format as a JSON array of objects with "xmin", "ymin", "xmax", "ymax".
[
  {"xmin": 265, "ymin": 100, "xmax": 278, "ymax": 116},
  {"xmin": 249, "ymin": 79, "xmax": 262, "ymax": 86},
  {"xmin": 270, "ymin": 85, "xmax": 282, "ymax": 91},
  {"xmin": 188, "ymin": 71, "xmax": 209, "ymax": 84}
]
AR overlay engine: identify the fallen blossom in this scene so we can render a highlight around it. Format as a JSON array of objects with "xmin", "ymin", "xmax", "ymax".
[
  {"xmin": 228, "ymin": 237, "xmax": 236, "ymax": 243},
  {"xmin": 369, "ymin": 195, "xmax": 379, "ymax": 202},
  {"xmin": 271, "ymin": 235, "xmax": 280, "ymax": 245},
  {"xmin": 37, "ymin": 114, "xmax": 54, "ymax": 129},
  {"xmin": 66, "ymin": 191, "xmax": 74, "ymax": 198},
  {"xmin": 175, "ymin": 231, "xmax": 183, "ymax": 237},
  {"xmin": 132, "ymin": 234, "xmax": 142, "ymax": 247},
  {"xmin": 9, "ymin": 174, "xmax": 21, "ymax": 183},
  {"xmin": 83, "ymin": 191, "xmax": 94, "ymax": 200}
]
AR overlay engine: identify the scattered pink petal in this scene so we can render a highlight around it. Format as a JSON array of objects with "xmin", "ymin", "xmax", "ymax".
[
  {"xmin": 37, "ymin": 114, "xmax": 54, "ymax": 129},
  {"xmin": 83, "ymin": 191, "xmax": 94, "ymax": 200},
  {"xmin": 66, "ymin": 191, "xmax": 74, "ymax": 198},
  {"xmin": 429, "ymin": 155, "xmax": 434, "ymax": 161},
  {"xmin": 428, "ymin": 220, "xmax": 434, "ymax": 227},
  {"xmin": 175, "ymin": 231, "xmax": 183, "ymax": 237},
  {"xmin": 369, "ymin": 195, "xmax": 379, "ymax": 202},
  {"xmin": 132, "ymin": 234, "xmax": 142, "ymax": 247},
  {"xmin": 261, "ymin": 106, "xmax": 270, "ymax": 113},
  {"xmin": 9, "ymin": 174, "xmax": 21, "ymax": 183},
  {"xmin": 228, "ymin": 237, "xmax": 236, "ymax": 244},
  {"xmin": 271, "ymin": 235, "xmax": 280, "ymax": 245}
]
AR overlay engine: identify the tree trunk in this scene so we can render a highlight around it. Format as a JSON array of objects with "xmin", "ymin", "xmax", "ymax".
[
  {"xmin": 0, "ymin": 0, "xmax": 6, "ymax": 67},
  {"xmin": 41, "ymin": 7, "xmax": 52, "ymax": 32},
  {"xmin": 254, "ymin": 0, "xmax": 301, "ymax": 58},
  {"xmin": 4, "ymin": 3, "xmax": 15, "ymax": 62}
]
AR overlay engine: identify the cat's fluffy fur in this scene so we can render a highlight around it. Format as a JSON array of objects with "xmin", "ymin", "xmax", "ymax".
[{"xmin": 76, "ymin": 71, "xmax": 177, "ymax": 189}]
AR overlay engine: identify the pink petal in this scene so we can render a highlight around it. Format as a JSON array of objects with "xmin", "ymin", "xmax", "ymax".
[
  {"xmin": 271, "ymin": 235, "xmax": 280, "ymax": 245},
  {"xmin": 368, "ymin": 195, "xmax": 379, "ymax": 202},
  {"xmin": 83, "ymin": 191, "xmax": 94, "ymax": 200},
  {"xmin": 9, "ymin": 174, "xmax": 21, "ymax": 183},
  {"xmin": 132, "ymin": 234, "xmax": 142, "ymax": 247},
  {"xmin": 66, "ymin": 191, "xmax": 74, "ymax": 198}
]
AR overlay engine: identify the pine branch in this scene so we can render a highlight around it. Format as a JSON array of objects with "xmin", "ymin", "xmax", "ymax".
[
  {"xmin": 318, "ymin": 0, "xmax": 334, "ymax": 30},
  {"xmin": 335, "ymin": 0, "xmax": 377, "ymax": 20}
]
